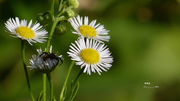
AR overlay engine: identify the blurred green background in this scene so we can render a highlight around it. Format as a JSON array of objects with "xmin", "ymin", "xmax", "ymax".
[{"xmin": 1, "ymin": 0, "xmax": 180, "ymax": 101}]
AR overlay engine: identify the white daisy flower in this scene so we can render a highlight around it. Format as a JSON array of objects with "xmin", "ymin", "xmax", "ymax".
[
  {"xmin": 28, "ymin": 46, "xmax": 63, "ymax": 73},
  {"xmin": 67, "ymin": 38, "xmax": 113, "ymax": 75},
  {"xmin": 4, "ymin": 17, "xmax": 48, "ymax": 45},
  {"xmin": 69, "ymin": 15, "xmax": 110, "ymax": 42}
]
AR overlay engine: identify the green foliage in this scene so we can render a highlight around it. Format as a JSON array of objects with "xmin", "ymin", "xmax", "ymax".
[
  {"xmin": 36, "ymin": 90, "xmax": 43, "ymax": 101},
  {"xmin": 59, "ymin": 85, "xmax": 67, "ymax": 101},
  {"xmin": 69, "ymin": 81, "xmax": 79, "ymax": 101}
]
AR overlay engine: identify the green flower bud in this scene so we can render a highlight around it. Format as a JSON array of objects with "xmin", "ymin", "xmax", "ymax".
[
  {"xmin": 36, "ymin": 12, "xmax": 52, "ymax": 26},
  {"xmin": 36, "ymin": 13, "xmax": 44, "ymax": 25},
  {"xmin": 65, "ymin": 9, "xmax": 75, "ymax": 18},
  {"xmin": 44, "ymin": 12, "xmax": 52, "ymax": 24},
  {"xmin": 67, "ymin": 0, "xmax": 79, "ymax": 9},
  {"xmin": 54, "ymin": 24, "xmax": 67, "ymax": 35}
]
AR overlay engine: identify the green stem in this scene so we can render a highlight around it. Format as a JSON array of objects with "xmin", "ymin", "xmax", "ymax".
[
  {"xmin": 46, "ymin": 17, "xmax": 59, "ymax": 52},
  {"xmin": 57, "ymin": 6, "xmax": 72, "ymax": 18},
  {"xmin": 43, "ymin": 1, "xmax": 61, "ymax": 100},
  {"xmin": 68, "ymin": 68, "xmax": 84, "ymax": 101},
  {"xmin": 58, "ymin": 0, "xmax": 63, "ymax": 12},
  {"xmin": 47, "ymin": 73, "xmax": 53, "ymax": 101},
  {"xmin": 72, "ymin": 69, "xmax": 84, "ymax": 87},
  {"xmin": 43, "ymin": 73, "xmax": 46, "ymax": 101},
  {"xmin": 60, "ymin": 60, "xmax": 75, "ymax": 101},
  {"xmin": 21, "ymin": 40, "xmax": 35, "ymax": 101},
  {"xmin": 43, "ymin": 1, "xmax": 57, "ymax": 100},
  {"xmin": 44, "ymin": 3, "xmax": 60, "ymax": 101},
  {"xmin": 50, "ymin": 0, "xmax": 55, "ymax": 20}
]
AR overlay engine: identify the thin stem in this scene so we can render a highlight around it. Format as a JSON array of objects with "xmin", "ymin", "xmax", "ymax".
[
  {"xmin": 46, "ymin": 17, "xmax": 58, "ymax": 52},
  {"xmin": 47, "ymin": 73, "xmax": 53, "ymax": 101},
  {"xmin": 44, "ymin": 3, "xmax": 60, "ymax": 101},
  {"xmin": 57, "ymin": 6, "xmax": 72, "ymax": 18},
  {"xmin": 44, "ymin": 1, "xmax": 60, "ymax": 100},
  {"xmin": 50, "ymin": 0, "xmax": 55, "ymax": 20},
  {"xmin": 43, "ymin": 1, "xmax": 57, "ymax": 100},
  {"xmin": 58, "ymin": 0, "xmax": 63, "ymax": 12},
  {"xmin": 43, "ymin": 73, "xmax": 46, "ymax": 101},
  {"xmin": 72, "ymin": 69, "xmax": 84, "ymax": 87},
  {"xmin": 21, "ymin": 40, "xmax": 35, "ymax": 101},
  {"xmin": 68, "ymin": 68, "xmax": 84, "ymax": 101},
  {"xmin": 60, "ymin": 60, "xmax": 75, "ymax": 101}
]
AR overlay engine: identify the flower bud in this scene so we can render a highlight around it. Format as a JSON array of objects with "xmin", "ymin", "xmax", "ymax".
[
  {"xmin": 64, "ymin": 9, "xmax": 75, "ymax": 19},
  {"xmin": 36, "ymin": 13, "xmax": 44, "ymax": 25},
  {"xmin": 36, "ymin": 12, "xmax": 52, "ymax": 26},
  {"xmin": 54, "ymin": 24, "xmax": 67, "ymax": 35},
  {"xmin": 67, "ymin": 0, "xmax": 79, "ymax": 9}
]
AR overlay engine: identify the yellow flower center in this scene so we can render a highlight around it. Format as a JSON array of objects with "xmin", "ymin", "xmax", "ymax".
[
  {"xmin": 79, "ymin": 25, "xmax": 97, "ymax": 38},
  {"xmin": 80, "ymin": 48, "xmax": 100, "ymax": 64},
  {"xmin": 15, "ymin": 26, "xmax": 35, "ymax": 39}
]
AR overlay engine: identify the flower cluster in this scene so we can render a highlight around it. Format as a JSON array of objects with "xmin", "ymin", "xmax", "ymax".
[
  {"xmin": 68, "ymin": 15, "xmax": 113, "ymax": 75},
  {"xmin": 4, "ymin": 17, "xmax": 63, "ymax": 73},
  {"xmin": 4, "ymin": 15, "xmax": 113, "ymax": 75},
  {"xmin": 4, "ymin": 0, "xmax": 113, "ymax": 100}
]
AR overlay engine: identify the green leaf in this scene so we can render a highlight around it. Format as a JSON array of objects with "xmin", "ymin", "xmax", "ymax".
[
  {"xmin": 60, "ymin": 85, "xmax": 67, "ymax": 101},
  {"xmin": 53, "ymin": 95, "xmax": 57, "ymax": 101},
  {"xmin": 69, "ymin": 81, "xmax": 79, "ymax": 101},
  {"xmin": 36, "ymin": 90, "xmax": 44, "ymax": 101}
]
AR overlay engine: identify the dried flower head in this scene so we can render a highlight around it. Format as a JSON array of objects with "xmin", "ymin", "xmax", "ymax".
[{"xmin": 29, "ymin": 46, "xmax": 63, "ymax": 73}]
